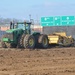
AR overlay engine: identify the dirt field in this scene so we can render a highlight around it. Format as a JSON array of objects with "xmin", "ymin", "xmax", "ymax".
[{"xmin": 0, "ymin": 47, "xmax": 75, "ymax": 75}]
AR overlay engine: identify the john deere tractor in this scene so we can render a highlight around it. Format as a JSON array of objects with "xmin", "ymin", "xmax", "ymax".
[{"xmin": 1, "ymin": 22, "xmax": 49, "ymax": 49}]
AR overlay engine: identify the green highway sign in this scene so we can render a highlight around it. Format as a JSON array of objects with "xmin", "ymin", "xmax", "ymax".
[
  {"xmin": 41, "ymin": 16, "xmax": 75, "ymax": 26},
  {"xmin": 62, "ymin": 16, "xmax": 74, "ymax": 20},
  {"xmin": 54, "ymin": 16, "xmax": 60, "ymax": 26},
  {"xmin": 41, "ymin": 17, "xmax": 53, "ymax": 22}
]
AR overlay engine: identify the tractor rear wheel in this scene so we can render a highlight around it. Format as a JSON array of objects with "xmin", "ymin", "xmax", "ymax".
[
  {"xmin": 38, "ymin": 34, "xmax": 49, "ymax": 48},
  {"xmin": 33, "ymin": 34, "xmax": 40, "ymax": 48},
  {"xmin": 23, "ymin": 35, "xmax": 35, "ymax": 49},
  {"xmin": 17, "ymin": 34, "xmax": 26, "ymax": 48}
]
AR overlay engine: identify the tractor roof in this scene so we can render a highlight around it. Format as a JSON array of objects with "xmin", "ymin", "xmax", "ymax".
[{"xmin": 17, "ymin": 22, "xmax": 31, "ymax": 25}]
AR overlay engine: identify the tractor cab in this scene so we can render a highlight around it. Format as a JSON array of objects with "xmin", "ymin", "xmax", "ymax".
[{"xmin": 10, "ymin": 22, "xmax": 32, "ymax": 34}]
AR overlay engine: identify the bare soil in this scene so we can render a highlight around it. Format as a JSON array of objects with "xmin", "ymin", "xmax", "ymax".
[{"xmin": 0, "ymin": 47, "xmax": 75, "ymax": 75}]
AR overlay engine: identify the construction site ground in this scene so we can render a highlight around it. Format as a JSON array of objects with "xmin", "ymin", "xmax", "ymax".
[{"xmin": 0, "ymin": 47, "xmax": 75, "ymax": 75}]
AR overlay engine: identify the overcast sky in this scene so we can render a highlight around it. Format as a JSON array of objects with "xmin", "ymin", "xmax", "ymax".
[{"xmin": 0, "ymin": 0, "xmax": 75, "ymax": 20}]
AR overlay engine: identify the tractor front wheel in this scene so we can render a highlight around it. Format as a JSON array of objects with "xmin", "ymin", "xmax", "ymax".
[
  {"xmin": 4, "ymin": 43, "xmax": 17, "ymax": 48},
  {"xmin": 1, "ymin": 34, "xmax": 7, "ymax": 48},
  {"xmin": 1, "ymin": 41, "xmax": 7, "ymax": 48}
]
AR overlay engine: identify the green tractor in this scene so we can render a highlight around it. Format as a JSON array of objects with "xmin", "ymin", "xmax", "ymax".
[{"xmin": 1, "ymin": 22, "xmax": 49, "ymax": 49}]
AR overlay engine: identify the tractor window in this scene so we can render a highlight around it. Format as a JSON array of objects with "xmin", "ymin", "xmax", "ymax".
[
  {"xmin": 16, "ymin": 23, "xmax": 31, "ymax": 34},
  {"xmin": 25, "ymin": 24, "xmax": 31, "ymax": 34},
  {"xmin": 17, "ymin": 24, "xmax": 25, "ymax": 30}
]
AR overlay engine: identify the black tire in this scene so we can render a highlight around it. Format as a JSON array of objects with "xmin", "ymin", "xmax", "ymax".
[
  {"xmin": 1, "ymin": 41, "xmax": 7, "ymax": 48},
  {"xmin": 17, "ymin": 36, "xmax": 22, "ymax": 48},
  {"xmin": 38, "ymin": 34, "xmax": 49, "ymax": 48},
  {"xmin": 70, "ymin": 38, "xmax": 75, "ymax": 47},
  {"xmin": 33, "ymin": 34, "xmax": 40, "ymax": 48},
  {"xmin": 23, "ymin": 35, "xmax": 35, "ymax": 49},
  {"xmin": 6, "ymin": 43, "xmax": 12, "ymax": 48},
  {"xmin": 11, "ymin": 44, "xmax": 17, "ymax": 48},
  {"xmin": 6, "ymin": 43, "xmax": 17, "ymax": 48},
  {"xmin": 17, "ymin": 34, "xmax": 26, "ymax": 48},
  {"xmin": 1, "ymin": 34, "xmax": 17, "ymax": 48},
  {"xmin": 1, "ymin": 34, "xmax": 7, "ymax": 48}
]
